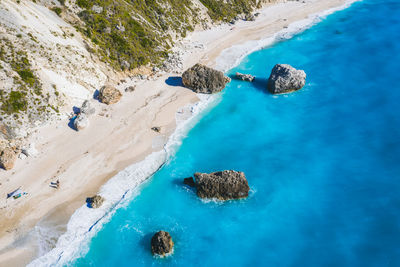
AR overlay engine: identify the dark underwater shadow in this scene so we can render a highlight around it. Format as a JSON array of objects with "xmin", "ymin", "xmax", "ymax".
[
  {"xmin": 140, "ymin": 232, "xmax": 155, "ymax": 255},
  {"xmin": 228, "ymin": 75, "xmax": 270, "ymax": 94},
  {"xmin": 165, "ymin": 76, "xmax": 183, "ymax": 87},
  {"xmin": 251, "ymin": 77, "xmax": 270, "ymax": 93},
  {"xmin": 172, "ymin": 178, "xmax": 196, "ymax": 194}
]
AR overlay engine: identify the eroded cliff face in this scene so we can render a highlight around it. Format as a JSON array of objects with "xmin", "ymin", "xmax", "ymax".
[
  {"xmin": 0, "ymin": 0, "xmax": 110, "ymax": 135},
  {"xmin": 0, "ymin": 0, "xmax": 280, "ymax": 141}
]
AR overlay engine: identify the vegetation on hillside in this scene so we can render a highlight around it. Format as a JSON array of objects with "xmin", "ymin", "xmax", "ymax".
[
  {"xmin": 0, "ymin": 38, "xmax": 58, "ymax": 122},
  {"xmin": 199, "ymin": 0, "xmax": 257, "ymax": 21},
  {"xmin": 72, "ymin": 0, "xmax": 259, "ymax": 70},
  {"xmin": 74, "ymin": 0, "xmax": 198, "ymax": 70}
]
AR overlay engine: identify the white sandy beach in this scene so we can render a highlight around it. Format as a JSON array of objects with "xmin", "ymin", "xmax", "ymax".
[{"xmin": 0, "ymin": 0, "xmax": 352, "ymax": 265}]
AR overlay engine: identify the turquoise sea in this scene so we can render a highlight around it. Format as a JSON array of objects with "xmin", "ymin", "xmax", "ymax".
[{"xmin": 69, "ymin": 0, "xmax": 400, "ymax": 266}]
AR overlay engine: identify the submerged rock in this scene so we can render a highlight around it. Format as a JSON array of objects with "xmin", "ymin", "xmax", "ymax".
[
  {"xmin": 193, "ymin": 170, "xmax": 250, "ymax": 200},
  {"xmin": 86, "ymin": 195, "xmax": 104, "ymax": 208},
  {"xmin": 99, "ymin": 85, "xmax": 122, "ymax": 105},
  {"xmin": 74, "ymin": 113, "xmax": 89, "ymax": 131},
  {"xmin": 235, "ymin": 72, "xmax": 255, "ymax": 82},
  {"xmin": 267, "ymin": 64, "xmax": 306, "ymax": 94},
  {"xmin": 182, "ymin": 64, "xmax": 231, "ymax": 94},
  {"xmin": 0, "ymin": 147, "xmax": 16, "ymax": 170},
  {"xmin": 151, "ymin": 231, "xmax": 174, "ymax": 256}
]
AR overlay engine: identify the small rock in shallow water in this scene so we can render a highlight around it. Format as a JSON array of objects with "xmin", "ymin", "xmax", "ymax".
[
  {"xmin": 151, "ymin": 231, "xmax": 174, "ymax": 256},
  {"xmin": 235, "ymin": 72, "xmax": 255, "ymax": 82}
]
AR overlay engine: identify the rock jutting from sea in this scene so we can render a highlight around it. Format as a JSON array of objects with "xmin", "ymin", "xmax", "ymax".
[
  {"xmin": 182, "ymin": 63, "xmax": 231, "ymax": 94},
  {"xmin": 151, "ymin": 231, "xmax": 174, "ymax": 256},
  {"xmin": 235, "ymin": 72, "xmax": 255, "ymax": 82},
  {"xmin": 185, "ymin": 170, "xmax": 250, "ymax": 200},
  {"xmin": 267, "ymin": 64, "xmax": 306, "ymax": 94}
]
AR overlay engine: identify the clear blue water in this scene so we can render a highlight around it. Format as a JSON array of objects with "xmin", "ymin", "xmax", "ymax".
[{"xmin": 74, "ymin": 1, "xmax": 400, "ymax": 266}]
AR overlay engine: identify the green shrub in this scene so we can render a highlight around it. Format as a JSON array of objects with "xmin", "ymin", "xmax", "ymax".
[
  {"xmin": 1, "ymin": 91, "xmax": 28, "ymax": 114},
  {"xmin": 52, "ymin": 7, "xmax": 62, "ymax": 16}
]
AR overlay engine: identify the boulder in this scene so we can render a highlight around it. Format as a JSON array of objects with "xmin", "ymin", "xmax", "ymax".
[
  {"xmin": 99, "ymin": 86, "xmax": 122, "ymax": 105},
  {"xmin": 125, "ymin": 85, "xmax": 136, "ymax": 92},
  {"xmin": 0, "ymin": 147, "xmax": 16, "ymax": 170},
  {"xmin": 0, "ymin": 123, "xmax": 15, "ymax": 140},
  {"xmin": 151, "ymin": 127, "xmax": 161, "ymax": 133},
  {"xmin": 86, "ymin": 195, "xmax": 104, "ymax": 208},
  {"xmin": 21, "ymin": 143, "xmax": 38, "ymax": 157},
  {"xmin": 183, "ymin": 177, "xmax": 195, "ymax": 187},
  {"xmin": 235, "ymin": 72, "xmax": 255, "ymax": 82},
  {"xmin": 73, "ymin": 113, "xmax": 89, "ymax": 131},
  {"xmin": 267, "ymin": 64, "xmax": 306, "ymax": 94},
  {"xmin": 151, "ymin": 231, "xmax": 174, "ymax": 256},
  {"xmin": 80, "ymin": 100, "xmax": 95, "ymax": 116},
  {"xmin": 182, "ymin": 64, "xmax": 231, "ymax": 94},
  {"xmin": 194, "ymin": 170, "xmax": 249, "ymax": 200}
]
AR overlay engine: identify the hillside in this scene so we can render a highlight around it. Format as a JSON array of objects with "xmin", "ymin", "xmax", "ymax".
[{"xmin": 0, "ymin": 0, "xmax": 277, "ymax": 160}]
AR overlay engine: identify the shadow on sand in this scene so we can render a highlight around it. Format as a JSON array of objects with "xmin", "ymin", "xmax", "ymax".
[
  {"xmin": 67, "ymin": 106, "xmax": 80, "ymax": 131},
  {"xmin": 165, "ymin": 76, "xmax": 183, "ymax": 87}
]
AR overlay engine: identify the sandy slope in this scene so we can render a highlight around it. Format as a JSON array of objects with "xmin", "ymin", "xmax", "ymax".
[{"xmin": 0, "ymin": 0, "xmax": 351, "ymax": 265}]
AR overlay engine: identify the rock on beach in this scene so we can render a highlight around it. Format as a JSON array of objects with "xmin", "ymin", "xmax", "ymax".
[
  {"xmin": 74, "ymin": 113, "xmax": 89, "ymax": 131},
  {"xmin": 99, "ymin": 85, "xmax": 122, "ymax": 105},
  {"xmin": 182, "ymin": 64, "xmax": 231, "ymax": 94},
  {"xmin": 0, "ymin": 147, "xmax": 16, "ymax": 170},
  {"xmin": 86, "ymin": 195, "xmax": 105, "ymax": 208}
]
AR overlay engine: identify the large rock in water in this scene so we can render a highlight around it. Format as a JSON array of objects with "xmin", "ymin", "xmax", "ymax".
[
  {"xmin": 267, "ymin": 64, "xmax": 306, "ymax": 94},
  {"xmin": 0, "ymin": 147, "xmax": 16, "ymax": 170},
  {"xmin": 99, "ymin": 85, "xmax": 122, "ymax": 104},
  {"xmin": 73, "ymin": 113, "xmax": 89, "ymax": 131},
  {"xmin": 86, "ymin": 195, "xmax": 104, "ymax": 208},
  {"xmin": 194, "ymin": 170, "xmax": 250, "ymax": 200},
  {"xmin": 151, "ymin": 231, "xmax": 174, "ymax": 256},
  {"xmin": 182, "ymin": 64, "xmax": 231, "ymax": 94}
]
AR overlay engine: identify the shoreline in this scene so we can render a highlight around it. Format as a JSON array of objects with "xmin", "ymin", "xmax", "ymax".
[{"xmin": 0, "ymin": 0, "xmax": 355, "ymax": 265}]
